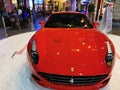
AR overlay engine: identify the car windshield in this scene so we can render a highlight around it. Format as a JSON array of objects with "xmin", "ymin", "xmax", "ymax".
[{"xmin": 44, "ymin": 13, "xmax": 94, "ymax": 28}]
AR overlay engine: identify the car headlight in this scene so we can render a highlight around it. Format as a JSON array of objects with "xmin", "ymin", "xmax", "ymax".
[
  {"xmin": 30, "ymin": 40, "xmax": 39, "ymax": 64},
  {"xmin": 106, "ymin": 41, "xmax": 114, "ymax": 67}
]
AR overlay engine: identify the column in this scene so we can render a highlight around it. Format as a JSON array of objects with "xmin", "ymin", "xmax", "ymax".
[
  {"xmin": 71, "ymin": 0, "xmax": 76, "ymax": 11},
  {"xmin": 77, "ymin": 0, "xmax": 81, "ymax": 11},
  {"xmin": 32, "ymin": 0, "xmax": 35, "ymax": 9}
]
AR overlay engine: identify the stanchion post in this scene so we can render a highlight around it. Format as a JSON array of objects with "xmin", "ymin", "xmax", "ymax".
[
  {"xmin": 2, "ymin": 16, "xmax": 8, "ymax": 37},
  {"xmin": 30, "ymin": 14, "xmax": 35, "ymax": 31},
  {"xmin": 17, "ymin": 17, "xmax": 21, "ymax": 32}
]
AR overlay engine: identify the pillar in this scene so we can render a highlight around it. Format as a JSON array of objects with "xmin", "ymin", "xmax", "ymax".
[
  {"xmin": 32, "ymin": 0, "xmax": 35, "ymax": 9},
  {"xmin": 71, "ymin": 0, "xmax": 76, "ymax": 11},
  {"xmin": 77, "ymin": 0, "xmax": 81, "ymax": 11}
]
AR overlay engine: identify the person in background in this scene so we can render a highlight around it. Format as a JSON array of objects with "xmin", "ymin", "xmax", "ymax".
[
  {"xmin": 9, "ymin": 10, "xmax": 19, "ymax": 28},
  {"xmin": 88, "ymin": 3, "xmax": 95, "ymax": 21},
  {"xmin": 26, "ymin": 7, "xmax": 31, "ymax": 22},
  {"xmin": 31, "ymin": 9, "xmax": 36, "ymax": 21},
  {"xmin": 17, "ymin": 7, "xmax": 22, "ymax": 26},
  {"xmin": 22, "ymin": 7, "xmax": 29, "ymax": 25}
]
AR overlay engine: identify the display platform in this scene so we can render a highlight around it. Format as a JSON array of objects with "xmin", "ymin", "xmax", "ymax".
[{"xmin": 0, "ymin": 31, "xmax": 120, "ymax": 90}]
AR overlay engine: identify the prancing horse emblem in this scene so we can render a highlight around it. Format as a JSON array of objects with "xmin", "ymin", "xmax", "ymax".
[{"xmin": 70, "ymin": 78, "xmax": 74, "ymax": 84}]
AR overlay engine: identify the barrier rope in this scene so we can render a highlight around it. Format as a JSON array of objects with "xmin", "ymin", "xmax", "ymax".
[
  {"xmin": 115, "ymin": 52, "xmax": 120, "ymax": 60},
  {"xmin": 17, "ymin": 44, "xmax": 27, "ymax": 54}
]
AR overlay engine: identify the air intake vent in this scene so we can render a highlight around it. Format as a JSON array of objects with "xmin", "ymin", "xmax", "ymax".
[{"xmin": 38, "ymin": 72, "xmax": 108, "ymax": 85}]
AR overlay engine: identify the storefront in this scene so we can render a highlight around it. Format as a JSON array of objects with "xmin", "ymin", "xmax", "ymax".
[
  {"xmin": 8, "ymin": 0, "xmax": 77, "ymax": 12},
  {"xmin": 12, "ymin": 0, "xmax": 30, "ymax": 8},
  {"xmin": 31, "ymin": 0, "xmax": 68, "ymax": 11},
  {"xmin": 27, "ymin": 0, "xmax": 69, "ymax": 15}
]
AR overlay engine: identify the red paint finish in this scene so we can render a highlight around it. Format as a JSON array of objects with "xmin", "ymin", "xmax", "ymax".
[{"xmin": 27, "ymin": 12, "xmax": 115, "ymax": 90}]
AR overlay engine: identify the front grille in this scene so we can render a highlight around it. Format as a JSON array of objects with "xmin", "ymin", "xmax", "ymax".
[{"xmin": 38, "ymin": 72, "xmax": 108, "ymax": 85}]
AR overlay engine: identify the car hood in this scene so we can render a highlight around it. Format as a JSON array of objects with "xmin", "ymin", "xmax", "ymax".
[{"xmin": 35, "ymin": 28, "xmax": 114, "ymax": 75}]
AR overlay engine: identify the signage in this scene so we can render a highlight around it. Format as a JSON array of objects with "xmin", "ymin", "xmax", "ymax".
[
  {"xmin": 99, "ymin": 5, "xmax": 113, "ymax": 33},
  {"xmin": 105, "ymin": 6, "xmax": 113, "ymax": 32},
  {"xmin": 81, "ymin": 0, "xmax": 90, "ymax": 5}
]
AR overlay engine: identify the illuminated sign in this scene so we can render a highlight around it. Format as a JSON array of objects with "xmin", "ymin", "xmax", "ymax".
[
  {"xmin": 34, "ymin": 0, "xmax": 44, "ymax": 4},
  {"xmin": 81, "ymin": 0, "xmax": 90, "ymax": 5}
]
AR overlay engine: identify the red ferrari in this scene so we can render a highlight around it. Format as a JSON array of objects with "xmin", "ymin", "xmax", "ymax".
[{"xmin": 27, "ymin": 12, "xmax": 115, "ymax": 90}]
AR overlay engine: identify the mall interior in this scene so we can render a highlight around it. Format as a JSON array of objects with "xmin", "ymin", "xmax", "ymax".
[
  {"xmin": 0, "ymin": 0, "xmax": 120, "ymax": 38},
  {"xmin": 0, "ymin": 0, "xmax": 120, "ymax": 90}
]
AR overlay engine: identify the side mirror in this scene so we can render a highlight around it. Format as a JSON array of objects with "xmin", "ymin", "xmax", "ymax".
[
  {"xmin": 39, "ymin": 21, "xmax": 45, "ymax": 27},
  {"xmin": 93, "ymin": 22, "xmax": 100, "ymax": 28},
  {"xmin": 92, "ymin": 22, "xmax": 99, "ymax": 28}
]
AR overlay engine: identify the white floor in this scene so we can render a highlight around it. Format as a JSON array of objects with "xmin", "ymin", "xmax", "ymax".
[{"xmin": 0, "ymin": 32, "xmax": 120, "ymax": 90}]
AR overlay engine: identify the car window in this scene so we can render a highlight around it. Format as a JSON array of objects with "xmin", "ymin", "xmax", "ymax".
[{"xmin": 44, "ymin": 13, "xmax": 94, "ymax": 28}]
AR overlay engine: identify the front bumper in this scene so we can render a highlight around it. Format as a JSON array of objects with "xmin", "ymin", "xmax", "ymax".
[
  {"xmin": 31, "ymin": 71, "xmax": 111, "ymax": 90},
  {"xmin": 27, "ymin": 53, "xmax": 111, "ymax": 90}
]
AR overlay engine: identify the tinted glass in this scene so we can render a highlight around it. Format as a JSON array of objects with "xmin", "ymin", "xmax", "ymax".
[{"xmin": 44, "ymin": 13, "xmax": 94, "ymax": 28}]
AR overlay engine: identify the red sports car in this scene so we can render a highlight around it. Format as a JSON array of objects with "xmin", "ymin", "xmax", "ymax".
[{"xmin": 27, "ymin": 12, "xmax": 115, "ymax": 90}]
